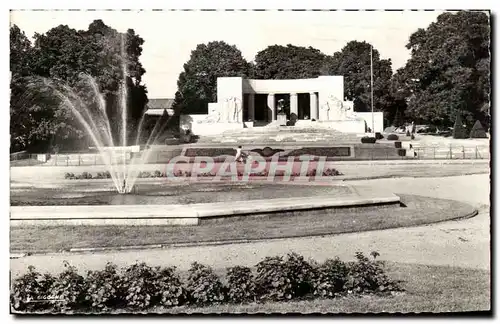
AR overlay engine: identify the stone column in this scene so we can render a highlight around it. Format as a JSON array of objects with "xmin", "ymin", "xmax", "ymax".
[
  {"xmin": 290, "ymin": 93, "xmax": 298, "ymax": 116},
  {"xmin": 248, "ymin": 93, "xmax": 255, "ymax": 121},
  {"xmin": 309, "ymin": 92, "xmax": 318, "ymax": 120},
  {"xmin": 267, "ymin": 93, "xmax": 275, "ymax": 121}
]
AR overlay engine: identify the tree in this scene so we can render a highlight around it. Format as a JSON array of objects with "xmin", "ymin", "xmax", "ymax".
[
  {"xmin": 469, "ymin": 120, "xmax": 487, "ymax": 138},
  {"xmin": 251, "ymin": 44, "xmax": 327, "ymax": 79},
  {"xmin": 10, "ymin": 20, "xmax": 150, "ymax": 151},
  {"xmin": 452, "ymin": 113, "xmax": 468, "ymax": 139},
  {"xmin": 395, "ymin": 11, "xmax": 490, "ymax": 128},
  {"xmin": 324, "ymin": 41, "xmax": 394, "ymax": 116},
  {"xmin": 393, "ymin": 108, "xmax": 404, "ymax": 127},
  {"xmin": 173, "ymin": 41, "xmax": 250, "ymax": 115}
]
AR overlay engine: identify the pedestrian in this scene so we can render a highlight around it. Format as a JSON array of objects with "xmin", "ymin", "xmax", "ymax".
[{"xmin": 235, "ymin": 145, "xmax": 247, "ymax": 163}]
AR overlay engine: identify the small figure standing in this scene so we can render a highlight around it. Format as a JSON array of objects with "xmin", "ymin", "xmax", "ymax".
[{"xmin": 235, "ymin": 145, "xmax": 247, "ymax": 163}]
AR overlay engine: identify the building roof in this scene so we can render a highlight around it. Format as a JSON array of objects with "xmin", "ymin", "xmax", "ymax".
[{"xmin": 144, "ymin": 98, "xmax": 175, "ymax": 116}]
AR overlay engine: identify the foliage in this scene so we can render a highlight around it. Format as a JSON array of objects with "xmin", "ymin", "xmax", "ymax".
[
  {"xmin": 10, "ymin": 21, "xmax": 149, "ymax": 152},
  {"xmin": 345, "ymin": 252, "xmax": 402, "ymax": 294},
  {"xmin": 11, "ymin": 252, "xmax": 402, "ymax": 313},
  {"xmin": 393, "ymin": 108, "xmax": 404, "ymax": 127},
  {"xmin": 254, "ymin": 253, "xmax": 314, "ymax": 301},
  {"xmin": 361, "ymin": 137, "xmax": 377, "ymax": 144},
  {"xmin": 392, "ymin": 11, "xmax": 490, "ymax": 128},
  {"xmin": 311, "ymin": 258, "xmax": 349, "ymax": 298},
  {"xmin": 469, "ymin": 120, "xmax": 487, "ymax": 138},
  {"xmin": 185, "ymin": 262, "xmax": 226, "ymax": 305},
  {"xmin": 85, "ymin": 262, "xmax": 123, "ymax": 310},
  {"xmin": 324, "ymin": 41, "xmax": 394, "ymax": 116},
  {"xmin": 387, "ymin": 134, "xmax": 399, "ymax": 140},
  {"xmin": 155, "ymin": 267, "xmax": 188, "ymax": 307},
  {"xmin": 10, "ymin": 266, "xmax": 55, "ymax": 311},
  {"xmin": 226, "ymin": 266, "xmax": 256, "ymax": 303},
  {"xmin": 251, "ymin": 44, "xmax": 327, "ymax": 79},
  {"xmin": 47, "ymin": 261, "xmax": 87, "ymax": 311},
  {"xmin": 173, "ymin": 41, "xmax": 250, "ymax": 115},
  {"xmin": 452, "ymin": 113, "xmax": 468, "ymax": 139}
]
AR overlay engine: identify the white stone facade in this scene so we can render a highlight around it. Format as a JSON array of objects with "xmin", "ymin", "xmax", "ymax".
[{"xmin": 180, "ymin": 76, "xmax": 384, "ymax": 135}]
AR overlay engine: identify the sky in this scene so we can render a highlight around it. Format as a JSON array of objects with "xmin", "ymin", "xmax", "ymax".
[{"xmin": 10, "ymin": 10, "xmax": 445, "ymax": 99}]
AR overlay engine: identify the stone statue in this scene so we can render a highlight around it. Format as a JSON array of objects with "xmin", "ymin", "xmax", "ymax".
[{"xmin": 232, "ymin": 97, "xmax": 242, "ymax": 122}]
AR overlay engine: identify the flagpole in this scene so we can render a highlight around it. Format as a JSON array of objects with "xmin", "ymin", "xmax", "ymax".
[{"xmin": 370, "ymin": 45, "xmax": 374, "ymax": 134}]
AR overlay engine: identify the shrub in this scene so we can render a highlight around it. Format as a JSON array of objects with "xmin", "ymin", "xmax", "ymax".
[
  {"xmin": 155, "ymin": 267, "xmax": 188, "ymax": 307},
  {"xmin": 452, "ymin": 114, "xmax": 468, "ymax": 139},
  {"xmin": 85, "ymin": 263, "xmax": 123, "ymax": 311},
  {"xmin": 361, "ymin": 137, "xmax": 376, "ymax": 144},
  {"xmin": 306, "ymin": 168, "xmax": 317, "ymax": 177},
  {"xmin": 254, "ymin": 253, "xmax": 314, "ymax": 302},
  {"xmin": 345, "ymin": 252, "xmax": 402, "ymax": 295},
  {"xmin": 120, "ymin": 262, "xmax": 164, "ymax": 309},
  {"xmin": 387, "ymin": 134, "xmax": 399, "ymax": 141},
  {"xmin": 104, "ymin": 171, "xmax": 112, "ymax": 179},
  {"xmin": 226, "ymin": 266, "xmax": 256, "ymax": 303},
  {"xmin": 397, "ymin": 149, "xmax": 406, "ymax": 157},
  {"xmin": 96, "ymin": 172, "xmax": 104, "ymax": 179},
  {"xmin": 186, "ymin": 262, "xmax": 226, "ymax": 306},
  {"xmin": 312, "ymin": 258, "xmax": 349, "ymax": 298},
  {"xmin": 154, "ymin": 170, "xmax": 162, "ymax": 177},
  {"xmin": 11, "ymin": 266, "xmax": 55, "ymax": 311},
  {"xmin": 81, "ymin": 172, "xmax": 92, "ymax": 179},
  {"xmin": 470, "ymin": 120, "xmax": 487, "ymax": 138},
  {"xmin": 64, "ymin": 172, "xmax": 71, "ymax": 179},
  {"xmin": 394, "ymin": 141, "xmax": 402, "ymax": 149},
  {"xmin": 375, "ymin": 132, "xmax": 384, "ymax": 140},
  {"xmin": 47, "ymin": 261, "xmax": 87, "ymax": 311}
]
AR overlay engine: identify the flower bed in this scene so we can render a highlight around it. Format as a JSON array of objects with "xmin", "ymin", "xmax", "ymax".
[
  {"xmin": 11, "ymin": 252, "xmax": 402, "ymax": 313},
  {"xmin": 64, "ymin": 168, "xmax": 342, "ymax": 180}
]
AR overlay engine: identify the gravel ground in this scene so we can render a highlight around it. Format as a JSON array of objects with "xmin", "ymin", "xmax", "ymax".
[{"xmin": 10, "ymin": 174, "xmax": 490, "ymax": 277}]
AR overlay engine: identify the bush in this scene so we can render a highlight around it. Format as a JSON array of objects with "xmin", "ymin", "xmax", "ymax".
[
  {"xmin": 48, "ymin": 261, "xmax": 87, "ymax": 311},
  {"xmin": 120, "ymin": 262, "xmax": 165, "ymax": 309},
  {"xmin": 470, "ymin": 120, "xmax": 487, "ymax": 138},
  {"xmin": 397, "ymin": 149, "xmax": 406, "ymax": 157},
  {"xmin": 226, "ymin": 266, "xmax": 256, "ymax": 303},
  {"xmin": 361, "ymin": 137, "xmax": 377, "ymax": 144},
  {"xmin": 312, "ymin": 258, "xmax": 349, "ymax": 298},
  {"xmin": 155, "ymin": 267, "xmax": 188, "ymax": 307},
  {"xmin": 345, "ymin": 252, "xmax": 402, "ymax": 295},
  {"xmin": 186, "ymin": 262, "xmax": 226, "ymax": 306},
  {"xmin": 85, "ymin": 263, "xmax": 123, "ymax": 311},
  {"xmin": 387, "ymin": 134, "xmax": 399, "ymax": 141},
  {"xmin": 104, "ymin": 171, "xmax": 112, "ymax": 179},
  {"xmin": 394, "ymin": 141, "xmax": 402, "ymax": 149},
  {"xmin": 154, "ymin": 170, "xmax": 162, "ymax": 177},
  {"xmin": 11, "ymin": 252, "xmax": 403, "ymax": 312},
  {"xmin": 375, "ymin": 132, "xmax": 384, "ymax": 140},
  {"xmin": 254, "ymin": 253, "xmax": 314, "ymax": 301},
  {"xmin": 452, "ymin": 114, "xmax": 468, "ymax": 139},
  {"xmin": 11, "ymin": 266, "xmax": 55, "ymax": 311}
]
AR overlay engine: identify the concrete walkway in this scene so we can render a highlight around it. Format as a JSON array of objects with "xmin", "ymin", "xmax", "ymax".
[{"xmin": 10, "ymin": 174, "xmax": 490, "ymax": 277}]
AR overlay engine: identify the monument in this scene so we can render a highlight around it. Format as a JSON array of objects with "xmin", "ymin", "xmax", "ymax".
[{"xmin": 180, "ymin": 75, "xmax": 384, "ymax": 136}]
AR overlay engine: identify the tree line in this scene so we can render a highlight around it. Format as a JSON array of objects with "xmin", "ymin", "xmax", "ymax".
[
  {"xmin": 174, "ymin": 11, "xmax": 490, "ymax": 132},
  {"xmin": 10, "ymin": 11, "xmax": 490, "ymax": 153}
]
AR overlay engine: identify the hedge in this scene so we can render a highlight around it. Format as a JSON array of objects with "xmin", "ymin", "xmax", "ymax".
[{"xmin": 11, "ymin": 252, "xmax": 402, "ymax": 313}]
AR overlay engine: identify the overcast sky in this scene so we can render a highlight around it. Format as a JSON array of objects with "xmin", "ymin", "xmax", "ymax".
[{"xmin": 10, "ymin": 10, "xmax": 445, "ymax": 98}]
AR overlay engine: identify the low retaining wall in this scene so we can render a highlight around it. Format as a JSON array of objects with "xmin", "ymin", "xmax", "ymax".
[{"xmin": 10, "ymin": 190, "xmax": 401, "ymax": 227}]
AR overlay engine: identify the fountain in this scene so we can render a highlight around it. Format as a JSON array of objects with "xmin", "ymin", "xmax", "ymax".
[{"xmin": 38, "ymin": 34, "xmax": 167, "ymax": 194}]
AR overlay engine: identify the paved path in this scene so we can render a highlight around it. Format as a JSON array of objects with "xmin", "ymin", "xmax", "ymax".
[{"xmin": 10, "ymin": 174, "xmax": 490, "ymax": 277}]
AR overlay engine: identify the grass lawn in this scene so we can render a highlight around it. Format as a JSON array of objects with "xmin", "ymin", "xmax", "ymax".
[
  {"xmin": 117, "ymin": 262, "xmax": 490, "ymax": 314},
  {"xmin": 10, "ymin": 195, "xmax": 477, "ymax": 253}
]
